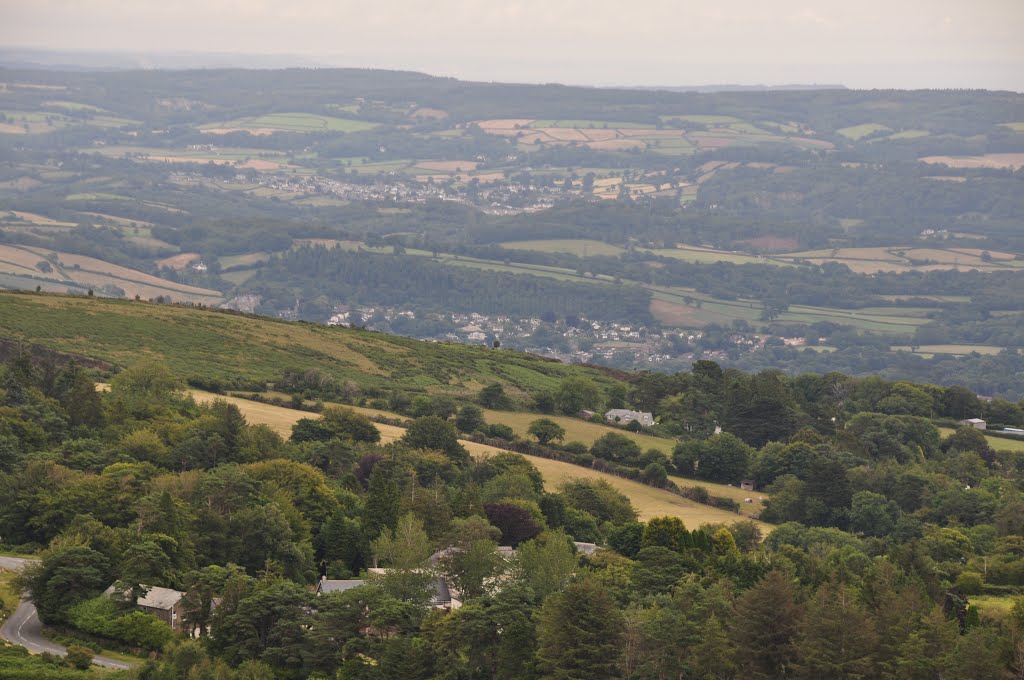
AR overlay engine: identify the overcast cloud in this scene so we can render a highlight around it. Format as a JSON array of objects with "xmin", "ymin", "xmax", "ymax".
[{"xmin": 1, "ymin": 0, "xmax": 1022, "ymax": 89}]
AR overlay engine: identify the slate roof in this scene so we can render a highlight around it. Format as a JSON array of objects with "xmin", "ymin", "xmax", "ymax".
[
  {"xmin": 103, "ymin": 584, "xmax": 184, "ymax": 611},
  {"xmin": 317, "ymin": 579, "xmax": 366, "ymax": 594}
]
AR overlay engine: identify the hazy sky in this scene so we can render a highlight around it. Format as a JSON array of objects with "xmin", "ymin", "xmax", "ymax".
[{"xmin": 2, "ymin": 0, "xmax": 1023, "ymax": 90}]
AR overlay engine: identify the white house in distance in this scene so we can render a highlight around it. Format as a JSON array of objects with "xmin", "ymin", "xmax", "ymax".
[
  {"xmin": 959, "ymin": 418, "xmax": 987, "ymax": 430},
  {"xmin": 605, "ymin": 409, "xmax": 655, "ymax": 427}
]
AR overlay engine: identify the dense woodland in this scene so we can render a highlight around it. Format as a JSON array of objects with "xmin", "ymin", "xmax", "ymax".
[
  {"xmin": 249, "ymin": 246, "xmax": 653, "ymax": 323},
  {"xmin": 3, "ymin": 347, "xmax": 1024, "ymax": 678}
]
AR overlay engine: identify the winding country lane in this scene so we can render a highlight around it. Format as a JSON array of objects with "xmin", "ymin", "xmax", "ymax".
[{"xmin": 0, "ymin": 556, "xmax": 135, "ymax": 670}]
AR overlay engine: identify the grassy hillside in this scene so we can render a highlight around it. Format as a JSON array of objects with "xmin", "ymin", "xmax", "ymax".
[
  {"xmin": 0, "ymin": 291, "xmax": 624, "ymax": 399},
  {"xmin": 191, "ymin": 390, "xmax": 769, "ymax": 529}
]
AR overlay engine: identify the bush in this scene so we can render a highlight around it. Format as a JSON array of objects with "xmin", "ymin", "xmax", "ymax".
[
  {"xmin": 65, "ymin": 645, "xmax": 93, "ymax": 670},
  {"xmin": 955, "ymin": 570, "xmax": 984, "ymax": 595},
  {"xmin": 112, "ymin": 611, "xmax": 174, "ymax": 650},
  {"xmin": 67, "ymin": 596, "xmax": 174, "ymax": 651},
  {"xmin": 488, "ymin": 423, "xmax": 516, "ymax": 440}
]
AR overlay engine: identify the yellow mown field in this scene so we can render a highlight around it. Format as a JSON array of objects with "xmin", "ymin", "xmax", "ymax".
[{"xmin": 193, "ymin": 391, "xmax": 769, "ymax": 530}]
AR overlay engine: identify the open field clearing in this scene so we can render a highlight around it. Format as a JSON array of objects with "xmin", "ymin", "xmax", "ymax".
[
  {"xmin": 669, "ymin": 475, "xmax": 767, "ymax": 518},
  {"xmin": 837, "ymin": 123, "xmax": 891, "ymax": 139},
  {"xmin": 643, "ymin": 245, "xmax": 781, "ymax": 266},
  {"xmin": 80, "ymin": 212, "xmax": 154, "ymax": 228},
  {"xmin": 5, "ymin": 211, "xmax": 76, "ymax": 227},
  {"xmin": 0, "ymin": 109, "xmax": 72, "ymax": 133},
  {"xmin": 938, "ymin": 427, "xmax": 1024, "ymax": 452},
  {"xmin": 738, "ymin": 236, "xmax": 802, "ymax": 251},
  {"xmin": 415, "ymin": 160, "xmax": 479, "ymax": 172},
  {"xmin": 479, "ymin": 408, "xmax": 674, "ymax": 454},
  {"xmin": 886, "ymin": 129, "xmax": 930, "ymax": 140},
  {"xmin": 155, "ymin": 253, "xmax": 201, "ymax": 269},
  {"xmin": 193, "ymin": 390, "xmax": 766, "ymax": 528},
  {"xmin": 971, "ymin": 595, "xmax": 1016, "ymax": 621},
  {"xmin": 500, "ymin": 239, "xmax": 625, "ymax": 257},
  {"xmin": 0, "ymin": 292, "xmax": 627, "ymax": 395},
  {"xmin": 920, "ymin": 153, "xmax": 1024, "ymax": 169},
  {"xmin": 1002, "ymin": 122, "xmax": 1024, "ymax": 132},
  {"xmin": 41, "ymin": 100, "xmax": 105, "ymax": 112},
  {"xmin": 474, "ymin": 117, "xmax": 811, "ymax": 154},
  {"xmin": 43, "ymin": 250, "xmax": 220, "ymax": 296},
  {"xmin": 219, "ymin": 251, "xmax": 273, "ymax": 268},
  {"xmin": 200, "ymin": 112, "xmax": 377, "ymax": 134},
  {"xmin": 775, "ymin": 246, "xmax": 1020, "ymax": 273},
  {"xmin": 0, "ymin": 244, "xmax": 222, "ymax": 303},
  {"xmin": 661, "ymin": 115, "xmax": 742, "ymax": 125}
]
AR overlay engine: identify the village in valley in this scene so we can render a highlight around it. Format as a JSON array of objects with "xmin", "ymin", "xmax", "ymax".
[{"xmin": 321, "ymin": 304, "xmax": 740, "ymax": 367}]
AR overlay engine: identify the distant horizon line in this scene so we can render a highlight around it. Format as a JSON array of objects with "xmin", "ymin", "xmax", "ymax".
[{"xmin": 1, "ymin": 45, "xmax": 1022, "ymax": 93}]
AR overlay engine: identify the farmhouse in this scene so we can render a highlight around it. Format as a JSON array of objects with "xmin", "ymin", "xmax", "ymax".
[
  {"xmin": 103, "ymin": 584, "xmax": 187, "ymax": 631},
  {"xmin": 319, "ymin": 571, "xmax": 462, "ymax": 610},
  {"xmin": 605, "ymin": 409, "xmax": 655, "ymax": 427},
  {"xmin": 959, "ymin": 418, "xmax": 987, "ymax": 430},
  {"xmin": 315, "ymin": 578, "xmax": 366, "ymax": 595}
]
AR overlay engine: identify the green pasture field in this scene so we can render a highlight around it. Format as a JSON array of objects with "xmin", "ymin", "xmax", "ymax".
[
  {"xmin": 886, "ymin": 129, "xmax": 930, "ymax": 140},
  {"xmin": 854, "ymin": 306, "xmax": 937, "ymax": 317},
  {"xmin": 220, "ymin": 270, "xmax": 257, "ymax": 285},
  {"xmin": 201, "ymin": 112, "xmax": 378, "ymax": 133},
  {"xmin": 937, "ymin": 427, "xmax": 1024, "ymax": 452},
  {"xmin": 219, "ymin": 252, "xmax": 273, "ymax": 269},
  {"xmin": 837, "ymin": 123, "xmax": 891, "ymax": 139},
  {"xmin": 0, "ymin": 110, "xmax": 69, "ymax": 123},
  {"xmin": 643, "ymin": 246, "xmax": 780, "ymax": 266},
  {"xmin": 500, "ymin": 239, "xmax": 625, "ymax": 257},
  {"xmin": 971, "ymin": 595, "xmax": 1018, "ymax": 621},
  {"xmin": 759, "ymin": 121, "xmax": 800, "ymax": 133},
  {"xmin": 0, "ymin": 292, "xmax": 625, "ymax": 398},
  {"xmin": 878, "ymin": 294, "xmax": 971, "ymax": 303},
  {"xmin": 42, "ymin": 100, "xmax": 107, "ymax": 112},
  {"xmin": 64, "ymin": 191, "xmax": 131, "ymax": 201}
]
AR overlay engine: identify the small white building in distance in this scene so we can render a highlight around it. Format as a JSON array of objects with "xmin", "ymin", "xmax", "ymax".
[
  {"xmin": 959, "ymin": 418, "xmax": 987, "ymax": 430},
  {"xmin": 605, "ymin": 409, "xmax": 655, "ymax": 427}
]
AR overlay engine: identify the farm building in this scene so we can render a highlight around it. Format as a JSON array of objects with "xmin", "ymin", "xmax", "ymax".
[
  {"xmin": 740, "ymin": 480, "xmax": 755, "ymax": 491},
  {"xmin": 959, "ymin": 418, "xmax": 987, "ymax": 430},
  {"xmin": 605, "ymin": 409, "xmax": 655, "ymax": 427},
  {"xmin": 103, "ymin": 584, "xmax": 187, "ymax": 631},
  {"xmin": 315, "ymin": 578, "xmax": 366, "ymax": 595}
]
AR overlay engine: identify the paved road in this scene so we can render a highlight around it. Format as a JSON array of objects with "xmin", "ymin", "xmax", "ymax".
[{"xmin": 0, "ymin": 556, "xmax": 134, "ymax": 669}]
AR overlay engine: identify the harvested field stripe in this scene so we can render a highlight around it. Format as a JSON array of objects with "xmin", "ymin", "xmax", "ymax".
[{"xmin": 191, "ymin": 390, "xmax": 769, "ymax": 528}]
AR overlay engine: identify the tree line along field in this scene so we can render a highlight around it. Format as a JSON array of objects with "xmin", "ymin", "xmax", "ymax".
[
  {"xmin": 499, "ymin": 239, "xmax": 1024, "ymax": 274},
  {"xmin": 190, "ymin": 389, "xmax": 766, "ymax": 528},
  {"xmin": 228, "ymin": 387, "xmax": 765, "ymax": 520},
  {"xmin": 0, "ymin": 244, "xmax": 223, "ymax": 304},
  {"xmin": 212, "ymin": 236, "xmax": 963, "ymax": 336}
]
